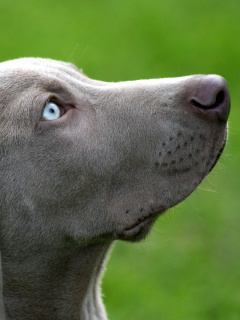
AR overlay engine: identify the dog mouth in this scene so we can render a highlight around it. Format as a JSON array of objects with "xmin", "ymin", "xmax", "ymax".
[
  {"xmin": 117, "ymin": 210, "xmax": 165, "ymax": 241},
  {"xmin": 114, "ymin": 130, "xmax": 227, "ymax": 243},
  {"xmin": 208, "ymin": 139, "xmax": 226, "ymax": 173}
]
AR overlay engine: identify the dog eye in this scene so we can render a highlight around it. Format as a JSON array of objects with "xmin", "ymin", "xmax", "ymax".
[{"xmin": 41, "ymin": 102, "xmax": 63, "ymax": 121}]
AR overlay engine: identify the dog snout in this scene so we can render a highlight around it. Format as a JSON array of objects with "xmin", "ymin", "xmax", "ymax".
[{"xmin": 188, "ymin": 75, "xmax": 230, "ymax": 121}]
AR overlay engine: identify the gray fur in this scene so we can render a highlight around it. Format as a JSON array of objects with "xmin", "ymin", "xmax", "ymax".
[{"xmin": 0, "ymin": 58, "xmax": 230, "ymax": 319}]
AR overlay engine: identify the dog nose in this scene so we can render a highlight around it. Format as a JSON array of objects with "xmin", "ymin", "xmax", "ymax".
[{"xmin": 189, "ymin": 75, "xmax": 230, "ymax": 121}]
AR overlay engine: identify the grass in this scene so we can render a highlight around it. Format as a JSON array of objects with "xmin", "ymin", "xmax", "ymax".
[{"xmin": 0, "ymin": 0, "xmax": 239, "ymax": 319}]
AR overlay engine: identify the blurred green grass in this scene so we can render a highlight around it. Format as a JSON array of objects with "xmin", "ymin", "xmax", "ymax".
[{"xmin": 0, "ymin": 0, "xmax": 240, "ymax": 319}]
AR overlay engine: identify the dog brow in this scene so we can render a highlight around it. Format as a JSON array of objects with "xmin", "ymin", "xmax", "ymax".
[{"xmin": 40, "ymin": 80, "xmax": 75, "ymax": 100}]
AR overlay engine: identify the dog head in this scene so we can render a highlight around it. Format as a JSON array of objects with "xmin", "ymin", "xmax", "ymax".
[{"xmin": 0, "ymin": 58, "xmax": 230, "ymax": 246}]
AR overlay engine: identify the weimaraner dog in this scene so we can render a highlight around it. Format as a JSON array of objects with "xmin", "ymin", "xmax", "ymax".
[{"xmin": 0, "ymin": 58, "xmax": 230, "ymax": 320}]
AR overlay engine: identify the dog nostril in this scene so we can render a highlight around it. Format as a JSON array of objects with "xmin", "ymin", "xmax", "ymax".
[
  {"xmin": 214, "ymin": 90, "xmax": 225, "ymax": 107},
  {"xmin": 191, "ymin": 90, "xmax": 225, "ymax": 109},
  {"xmin": 189, "ymin": 75, "xmax": 230, "ymax": 121}
]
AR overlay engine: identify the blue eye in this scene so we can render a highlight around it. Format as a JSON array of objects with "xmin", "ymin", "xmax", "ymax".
[{"xmin": 41, "ymin": 102, "xmax": 62, "ymax": 121}]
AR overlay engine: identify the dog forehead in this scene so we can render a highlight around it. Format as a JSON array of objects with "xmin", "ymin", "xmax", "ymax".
[
  {"xmin": 0, "ymin": 57, "xmax": 78, "ymax": 74},
  {"xmin": 0, "ymin": 58, "xmax": 89, "ymax": 101},
  {"xmin": 0, "ymin": 58, "xmax": 108, "ymax": 94},
  {"xmin": 0, "ymin": 58, "xmax": 93, "ymax": 88}
]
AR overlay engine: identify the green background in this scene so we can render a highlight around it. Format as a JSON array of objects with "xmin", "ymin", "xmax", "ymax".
[{"xmin": 1, "ymin": 0, "xmax": 240, "ymax": 319}]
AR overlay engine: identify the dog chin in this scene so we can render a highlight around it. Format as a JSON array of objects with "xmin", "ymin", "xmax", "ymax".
[{"xmin": 117, "ymin": 211, "xmax": 163, "ymax": 242}]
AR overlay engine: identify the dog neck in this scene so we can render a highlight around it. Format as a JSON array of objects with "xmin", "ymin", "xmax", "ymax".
[{"xmin": 0, "ymin": 240, "xmax": 112, "ymax": 320}]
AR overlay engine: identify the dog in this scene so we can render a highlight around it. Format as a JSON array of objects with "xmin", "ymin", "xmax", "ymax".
[{"xmin": 0, "ymin": 58, "xmax": 230, "ymax": 319}]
